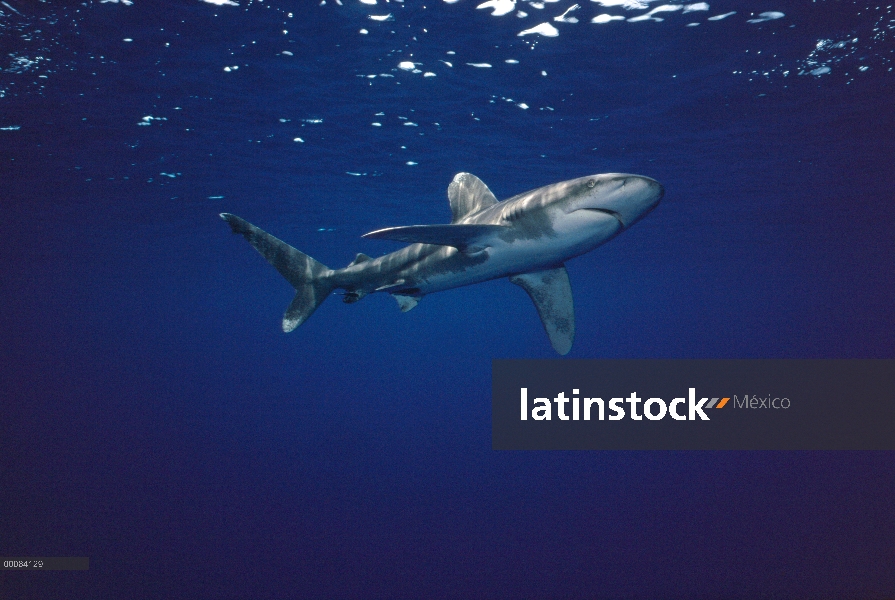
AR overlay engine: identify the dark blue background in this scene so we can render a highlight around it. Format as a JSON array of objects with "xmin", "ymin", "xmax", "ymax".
[{"xmin": 2, "ymin": 0, "xmax": 893, "ymax": 597}]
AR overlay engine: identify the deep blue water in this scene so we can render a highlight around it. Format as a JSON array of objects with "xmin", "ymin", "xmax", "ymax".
[{"xmin": 2, "ymin": 0, "xmax": 894, "ymax": 597}]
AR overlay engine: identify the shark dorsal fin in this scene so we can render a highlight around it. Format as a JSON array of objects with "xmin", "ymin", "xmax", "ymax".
[
  {"xmin": 448, "ymin": 173, "xmax": 499, "ymax": 223},
  {"xmin": 510, "ymin": 266, "xmax": 575, "ymax": 355},
  {"xmin": 349, "ymin": 253, "xmax": 371, "ymax": 267}
]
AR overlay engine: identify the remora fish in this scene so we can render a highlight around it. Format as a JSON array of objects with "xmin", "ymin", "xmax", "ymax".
[{"xmin": 221, "ymin": 172, "xmax": 663, "ymax": 354}]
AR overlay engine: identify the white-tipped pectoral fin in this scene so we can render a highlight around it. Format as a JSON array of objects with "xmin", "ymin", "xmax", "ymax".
[
  {"xmin": 510, "ymin": 266, "xmax": 575, "ymax": 355},
  {"xmin": 362, "ymin": 224, "xmax": 507, "ymax": 253}
]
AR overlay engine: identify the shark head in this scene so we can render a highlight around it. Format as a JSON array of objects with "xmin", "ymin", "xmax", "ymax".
[{"xmin": 559, "ymin": 173, "xmax": 664, "ymax": 230}]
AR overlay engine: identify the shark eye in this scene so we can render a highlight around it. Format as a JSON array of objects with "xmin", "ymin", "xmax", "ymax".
[{"xmin": 587, "ymin": 180, "xmax": 596, "ymax": 188}]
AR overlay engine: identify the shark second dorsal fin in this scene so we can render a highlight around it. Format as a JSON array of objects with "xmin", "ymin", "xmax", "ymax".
[
  {"xmin": 510, "ymin": 266, "xmax": 575, "ymax": 355},
  {"xmin": 362, "ymin": 224, "xmax": 507, "ymax": 253},
  {"xmin": 448, "ymin": 173, "xmax": 499, "ymax": 223},
  {"xmin": 348, "ymin": 253, "xmax": 371, "ymax": 267}
]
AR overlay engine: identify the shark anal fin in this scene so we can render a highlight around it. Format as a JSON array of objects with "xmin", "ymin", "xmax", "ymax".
[
  {"xmin": 393, "ymin": 294, "xmax": 420, "ymax": 312},
  {"xmin": 510, "ymin": 266, "xmax": 575, "ymax": 355},
  {"xmin": 362, "ymin": 224, "xmax": 507, "ymax": 253},
  {"xmin": 448, "ymin": 173, "xmax": 499, "ymax": 223}
]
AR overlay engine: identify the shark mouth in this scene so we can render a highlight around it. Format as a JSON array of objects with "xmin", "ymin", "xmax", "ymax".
[{"xmin": 582, "ymin": 207, "xmax": 627, "ymax": 229}]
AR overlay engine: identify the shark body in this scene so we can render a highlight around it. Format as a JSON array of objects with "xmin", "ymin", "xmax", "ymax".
[{"xmin": 221, "ymin": 172, "xmax": 663, "ymax": 354}]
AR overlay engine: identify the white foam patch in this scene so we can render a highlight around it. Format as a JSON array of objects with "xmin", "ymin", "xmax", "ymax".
[
  {"xmin": 467, "ymin": 62, "xmax": 493, "ymax": 67},
  {"xmin": 281, "ymin": 50, "xmax": 293, "ymax": 55},
  {"xmin": 201, "ymin": 0, "xmax": 238, "ymax": 5},
  {"xmin": 424, "ymin": 72, "xmax": 436, "ymax": 77},
  {"xmin": 590, "ymin": 0, "xmax": 648, "ymax": 9},
  {"xmin": 628, "ymin": 3, "xmax": 681, "ymax": 22},
  {"xmin": 138, "ymin": 115, "xmax": 167, "ymax": 126},
  {"xmin": 517, "ymin": 102, "xmax": 529, "ymax": 109},
  {"xmin": 686, "ymin": 22, "xmax": 700, "ymax": 26},
  {"xmin": 359, "ymin": 28, "xmax": 369, "ymax": 34},
  {"xmin": 0, "ymin": 125, "xmax": 21, "ymax": 130},
  {"xmin": 398, "ymin": 61, "xmax": 416, "ymax": 70},
  {"xmin": 809, "ymin": 66, "xmax": 831, "ymax": 75},
  {"xmin": 100, "ymin": 0, "xmax": 134, "ymax": 4},
  {"xmin": 505, "ymin": 59, "xmax": 519, "ymax": 63},
  {"xmin": 359, "ymin": 0, "xmax": 376, "ymax": 4},
  {"xmin": 683, "ymin": 3, "xmax": 708, "ymax": 12},
  {"xmin": 591, "ymin": 13, "xmax": 624, "ymax": 22},
  {"xmin": 518, "ymin": 22, "xmax": 559, "ymax": 36},
  {"xmin": 368, "ymin": 14, "xmax": 393, "ymax": 21},
  {"xmin": 554, "ymin": 4, "xmax": 580, "ymax": 22},
  {"xmin": 406, "ymin": 161, "xmax": 418, "ymax": 165},
  {"xmin": 707, "ymin": 11, "xmax": 734, "ymax": 20},
  {"xmin": 747, "ymin": 11, "xmax": 784, "ymax": 23},
  {"xmin": 477, "ymin": 0, "xmax": 516, "ymax": 16}
]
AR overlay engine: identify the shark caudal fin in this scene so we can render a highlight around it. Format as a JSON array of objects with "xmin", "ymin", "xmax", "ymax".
[{"xmin": 220, "ymin": 213, "xmax": 336, "ymax": 331}]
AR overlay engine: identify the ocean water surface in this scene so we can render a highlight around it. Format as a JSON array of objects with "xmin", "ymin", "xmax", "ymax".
[{"xmin": 2, "ymin": 0, "xmax": 894, "ymax": 597}]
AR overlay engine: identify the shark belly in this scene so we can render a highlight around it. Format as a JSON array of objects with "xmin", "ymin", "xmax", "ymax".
[{"xmin": 397, "ymin": 211, "xmax": 621, "ymax": 295}]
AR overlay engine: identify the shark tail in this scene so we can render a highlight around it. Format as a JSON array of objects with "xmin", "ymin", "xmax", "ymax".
[{"xmin": 220, "ymin": 213, "xmax": 336, "ymax": 331}]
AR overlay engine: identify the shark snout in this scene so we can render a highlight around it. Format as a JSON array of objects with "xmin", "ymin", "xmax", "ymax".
[{"xmin": 577, "ymin": 174, "xmax": 663, "ymax": 228}]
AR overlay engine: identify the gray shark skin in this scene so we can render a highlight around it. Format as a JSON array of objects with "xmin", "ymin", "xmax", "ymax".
[{"xmin": 221, "ymin": 172, "xmax": 663, "ymax": 355}]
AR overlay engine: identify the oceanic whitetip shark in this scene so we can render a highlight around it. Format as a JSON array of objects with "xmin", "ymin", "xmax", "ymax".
[{"xmin": 221, "ymin": 172, "xmax": 663, "ymax": 355}]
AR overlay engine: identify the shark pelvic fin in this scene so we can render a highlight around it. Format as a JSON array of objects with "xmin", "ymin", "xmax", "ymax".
[
  {"xmin": 362, "ymin": 224, "xmax": 507, "ymax": 253},
  {"xmin": 448, "ymin": 173, "xmax": 499, "ymax": 223},
  {"xmin": 510, "ymin": 266, "xmax": 575, "ymax": 355},
  {"xmin": 393, "ymin": 294, "xmax": 420, "ymax": 312}
]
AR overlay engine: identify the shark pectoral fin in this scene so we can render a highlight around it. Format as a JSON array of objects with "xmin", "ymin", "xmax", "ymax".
[
  {"xmin": 361, "ymin": 224, "xmax": 507, "ymax": 253},
  {"xmin": 510, "ymin": 266, "xmax": 575, "ymax": 355},
  {"xmin": 447, "ymin": 173, "xmax": 499, "ymax": 223},
  {"xmin": 393, "ymin": 294, "xmax": 420, "ymax": 312}
]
